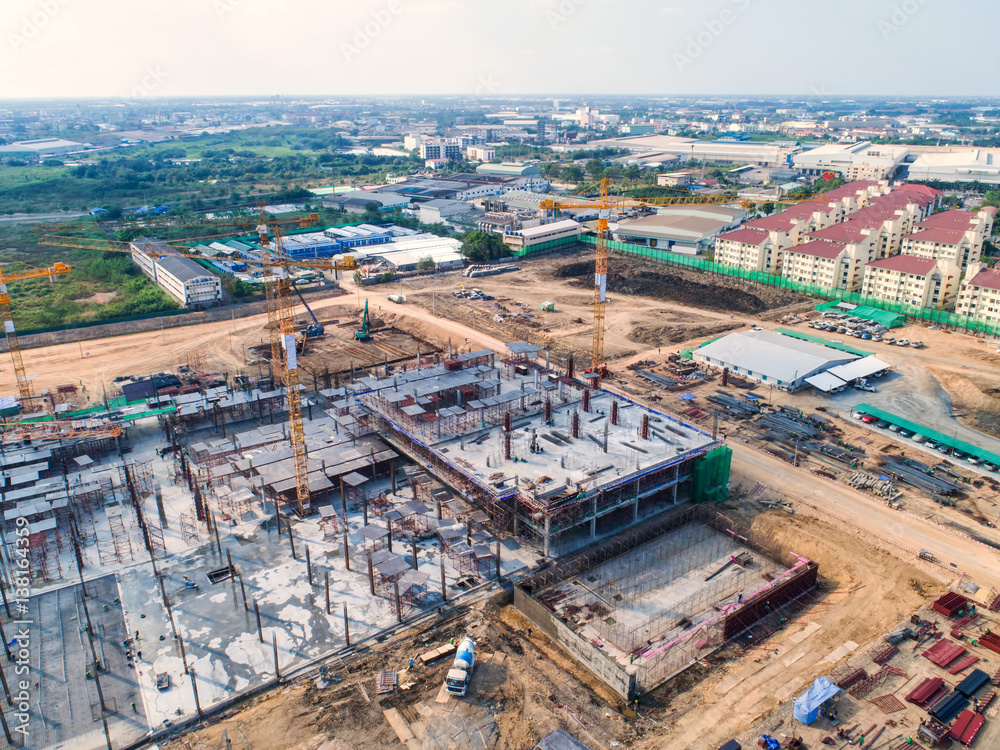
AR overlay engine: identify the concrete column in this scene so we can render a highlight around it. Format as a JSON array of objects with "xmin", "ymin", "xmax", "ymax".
[
  {"xmin": 543, "ymin": 514, "xmax": 551, "ymax": 558},
  {"xmin": 590, "ymin": 495, "xmax": 597, "ymax": 538}
]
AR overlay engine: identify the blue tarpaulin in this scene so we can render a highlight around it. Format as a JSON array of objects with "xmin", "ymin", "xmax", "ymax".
[
  {"xmin": 679, "ymin": 393, "xmax": 697, "ymax": 401},
  {"xmin": 793, "ymin": 677, "xmax": 841, "ymax": 724}
]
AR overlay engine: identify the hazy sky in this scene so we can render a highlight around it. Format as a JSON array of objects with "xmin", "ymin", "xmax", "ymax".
[{"xmin": 1, "ymin": 0, "xmax": 993, "ymax": 100}]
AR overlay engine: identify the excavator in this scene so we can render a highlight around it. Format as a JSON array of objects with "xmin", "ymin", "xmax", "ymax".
[{"xmin": 293, "ymin": 285, "xmax": 325, "ymax": 354}]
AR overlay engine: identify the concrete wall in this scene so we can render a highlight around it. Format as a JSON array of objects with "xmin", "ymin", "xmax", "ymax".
[{"xmin": 513, "ymin": 585, "xmax": 636, "ymax": 700}]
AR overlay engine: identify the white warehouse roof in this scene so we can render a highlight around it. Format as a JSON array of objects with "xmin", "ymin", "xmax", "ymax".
[
  {"xmin": 694, "ymin": 330, "xmax": 857, "ymax": 387},
  {"xmin": 826, "ymin": 356, "xmax": 892, "ymax": 383},
  {"xmin": 516, "ymin": 219, "xmax": 580, "ymax": 238},
  {"xmin": 804, "ymin": 372, "xmax": 847, "ymax": 392}
]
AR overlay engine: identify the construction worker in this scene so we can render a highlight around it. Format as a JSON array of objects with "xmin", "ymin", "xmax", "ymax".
[
  {"xmin": 408, "ymin": 658, "xmax": 414, "ymax": 671},
  {"xmin": 858, "ymin": 735, "xmax": 864, "ymax": 747},
  {"xmin": 130, "ymin": 701, "xmax": 137, "ymax": 713}
]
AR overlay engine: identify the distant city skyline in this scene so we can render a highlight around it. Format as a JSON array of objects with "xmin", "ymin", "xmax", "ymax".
[{"xmin": 0, "ymin": 0, "xmax": 994, "ymax": 100}]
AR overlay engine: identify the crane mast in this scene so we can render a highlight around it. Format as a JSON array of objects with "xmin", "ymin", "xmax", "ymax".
[
  {"xmin": 540, "ymin": 184, "xmax": 812, "ymax": 379},
  {"xmin": 271, "ymin": 228, "xmax": 312, "ymax": 516},
  {"xmin": 0, "ymin": 262, "xmax": 71, "ymax": 409},
  {"xmin": 592, "ymin": 178, "xmax": 611, "ymax": 374}
]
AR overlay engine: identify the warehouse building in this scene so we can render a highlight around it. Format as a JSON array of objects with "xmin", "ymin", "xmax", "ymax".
[
  {"xmin": 131, "ymin": 239, "xmax": 222, "ymax": 307},
  {"xmin": 322, "ymin": 224, "xmax": 392, "ymax": 249},
  {"xmin": 574, "ymin": 134, "xmax": 796, "ymax": 167},
  {"xmin": 613, "ymin": 206, "xmax": 746, "ymax": 254},
  {"xmin": 323, "ymin": 191, "xmax": 410, "ymax": 213},
  {"xmin": 365, "ymin": 236, "xmax": 465, "ymax": 272},
  {"xmin": 792, "ymin": 141, "xmax": 909, "ymax": 180},
  {"xmin": 502, "ymin": 218, "xmax": 582, "ymax": 250},
  {"xmin": 693, "ymin": 330, "xmax": 858, "ymax": 391},
  {"xmin": 906, "ymin": 149, "xmax": 1000, "ymax": 185}
]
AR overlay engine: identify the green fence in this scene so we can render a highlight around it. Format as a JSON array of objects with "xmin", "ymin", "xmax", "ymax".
[
  {"xmin": 514, "ymin": 234, "xmax": 1000, "ymax": 338},
  {"xmin": 772, "ymin": 328, "xmax": 873, "ymax": 357},
  {"xmin": 853, "ymin": 403, "xmax": 1000, "ymax": 468}
]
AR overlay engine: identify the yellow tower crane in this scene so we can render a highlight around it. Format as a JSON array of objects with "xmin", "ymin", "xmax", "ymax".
[
  {"xmin": 539, "ymin": 180, "xmax": 813, "ymax": 377},
  {"xmin": 0, "ymin": 261, "xmax": 72, "ymax": 408}
]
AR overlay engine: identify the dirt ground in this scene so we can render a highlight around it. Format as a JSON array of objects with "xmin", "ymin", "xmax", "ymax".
[
  {"xmin": 162, "ymin": 596, "xmax": 637, "ymax": 750},
  {"xmin": 639, "ymin": 505, "xmax": 943, "ymax": 750},
  {"xmin": 555, "ymin": 256, "xmax": 806, "ymax": 313}
]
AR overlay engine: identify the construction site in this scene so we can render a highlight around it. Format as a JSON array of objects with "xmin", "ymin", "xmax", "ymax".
[{"xmin": 2, "ymin": 194, "xmax": 1000, "ymax": 749}]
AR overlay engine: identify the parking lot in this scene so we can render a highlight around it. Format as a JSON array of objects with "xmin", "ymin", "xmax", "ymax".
[{"xmin": 811, "ymin": 311, "xmax": 926, "ymax": 348}]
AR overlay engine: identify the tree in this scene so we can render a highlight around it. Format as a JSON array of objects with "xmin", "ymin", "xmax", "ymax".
[
  {"xmin": 586, "ymin": 159, "xmax": 604, "ymax": 179},
  {"xmin": 622, "ymin": 164, "xmax": 641, "ymax": 181},
  {"xmin": 562, "ymin": 165, "xmax": 584, "ymax": 183},
  {"xmin": 759, "ymin": 202, "xmax": 775, "ymax": 216},
  {"xmin": 416, "ymin": 256, "xmax": 436, "ymax": 271},
  {"xmin": 460, "ymin": 231, "xmax": 510, "ymax": 263}
]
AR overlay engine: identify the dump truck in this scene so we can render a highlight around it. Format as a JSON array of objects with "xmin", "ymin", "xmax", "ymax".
[
  {"xmin": 387, "ymin": 293, "xmax": 406, "ymax": 304},
  {"xmin": 444, "ymin": 636, "xmax": 476, "ymax": 696}
]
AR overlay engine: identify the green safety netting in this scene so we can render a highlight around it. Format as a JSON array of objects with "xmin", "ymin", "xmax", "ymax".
[
  {"xmin": 690, "ymin": 446, "xmax": 733, "ymax": 503},
  {"xmin": 853, "ymin": 403, "xmax": 1000, "ymax": 467},
  {"xmin": 814, "ymin": 301, "xmax": 905, "ymax": 328}
]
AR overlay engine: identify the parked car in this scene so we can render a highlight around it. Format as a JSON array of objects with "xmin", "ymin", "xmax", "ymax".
[
  {"xmin": 888, "ymin": 424, "xmax": 901, "ymax": 432},
  {"xmin": 898, "ymin": 429, "xmax": 914, "ymax": 438},
  {"xmin": 912, "ymin": 434, "xmax": 926, "ymax": 443},
  {"xmin": 910, "ymin": 340, "xmax": 924, "ymax": 348},
  {"xmin": 925, "ymin": 440, "xmax": 938, "ymax": 449},
  {"xmin": 896, "ymin": 339, "xmax": 910, "ymax": 346},
  {"xmin": 875, "ymin": 420, "xmax": 890, "ymax": 429},
  {"xmin": 884, "ymin": 337, "xmax": 896, "ymax": 345}
]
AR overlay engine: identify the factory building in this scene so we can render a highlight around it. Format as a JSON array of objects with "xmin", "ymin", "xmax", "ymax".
[
  {"xmin": 130, "ymin": 239, "xmax": 222, "ymax": 307},
  {"xmin": 322, "ymin": 224, "xmax": 392, "ymax": 249},
  {"xmin": 906, "ymin": 149, "xmax": 1000, "ymax": 185},
  {"xmin": 693, "ymin": 330, "xmax": 858, "ymax": 391},
  {"xmin": 365, "ymin": 236, "xmax": 465, "ymax": 272},
  {"xmin": 612, "ymin": 206, "xmax": 746, "ymax": 254},
  {"xmin": 502, "ymin": 219, "xmax": 582, "ymax": 250},
  {"xmin": 323, "ymin": 191, "xmax": 410, "ymax": 213},
  {"xmin": 792, "ymin": 141, "xmax": 909, "ymax": 180}
]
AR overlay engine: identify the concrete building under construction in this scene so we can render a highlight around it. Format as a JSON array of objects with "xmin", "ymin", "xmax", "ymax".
[{"xmin": 352, "ymin": 343, "xmax": 730, "ymax": 557}]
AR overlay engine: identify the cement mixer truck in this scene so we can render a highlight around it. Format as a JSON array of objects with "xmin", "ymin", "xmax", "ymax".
[{"xmin": 444, "ymin": 636, "xmax": 476, "ymax": 696}]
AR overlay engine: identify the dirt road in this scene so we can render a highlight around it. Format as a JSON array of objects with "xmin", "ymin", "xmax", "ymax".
[
  {"xmin": 1, "ymin": 282, "xmax": 509, "ymax": 400},
  {"xmin": 729, "ymin": 442, "xmax": 1000, "ymax": 589}
]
